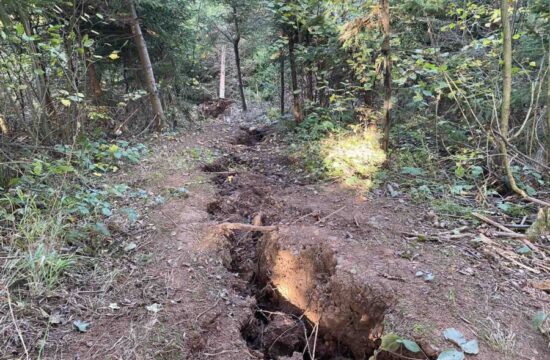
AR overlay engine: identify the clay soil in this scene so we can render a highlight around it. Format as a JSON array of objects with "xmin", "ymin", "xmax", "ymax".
[{"xmin": 43, "ymin": 108, "xmax": 548, "ymax": 360}]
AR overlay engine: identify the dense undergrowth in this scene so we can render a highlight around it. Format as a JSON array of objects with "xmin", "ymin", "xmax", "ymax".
[
  {"xmin": 0, "ymin": 140, "xmax": 148, "ymax": 297},
  {"xmin": 279, "ymin": 107, "xmax": 547, "ymax": 223}
]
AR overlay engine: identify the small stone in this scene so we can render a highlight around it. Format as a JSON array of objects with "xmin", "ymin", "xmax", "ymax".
[
  {"xmin": 420, "ymin": 342, "xmax": 440, "ymax": 358},
  {"xmin": 459, "ymin": 267, "xmax": 474, "ymax": 276}
]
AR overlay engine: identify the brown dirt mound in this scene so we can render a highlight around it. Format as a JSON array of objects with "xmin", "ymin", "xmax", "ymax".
[
  {"xmin": 198, "ymin": 98, "xmax": 233, "ymax": 118},
  {"xmin": 232, "ymin": 126, "xmax": 269, "ymax": 145}
]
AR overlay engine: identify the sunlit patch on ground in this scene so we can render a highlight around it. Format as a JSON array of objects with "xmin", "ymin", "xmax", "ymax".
[{"xmin": 321, "ymin": 125, "xmax": 386, "ymax": 190}]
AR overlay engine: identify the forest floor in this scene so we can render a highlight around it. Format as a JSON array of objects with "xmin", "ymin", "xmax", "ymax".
[{"xmin": 41, "ymin": 106, "xmax": 549, "ymax": 360}]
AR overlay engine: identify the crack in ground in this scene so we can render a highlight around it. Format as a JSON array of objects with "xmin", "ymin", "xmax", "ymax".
[{"xmin": 202, "ymin": 128, "xmax": 394, "ymax": 360}]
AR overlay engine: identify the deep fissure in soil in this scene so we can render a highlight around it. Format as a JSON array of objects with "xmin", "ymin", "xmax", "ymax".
[{"xmin": 202, "ymin": 129, "xmax": 393, "ymax": 359}]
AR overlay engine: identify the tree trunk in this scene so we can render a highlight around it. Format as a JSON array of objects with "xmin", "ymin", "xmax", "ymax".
[
  {"xmin": 231, "ymin": 5, "xmax": 247, "ymax": 112},
  {"xmin": 288, "ymin": 30, "xmax": 303, "ymax": 123},
  {"xmin": 0, "ymin": 115, "xmax": 9, "ymax": 136},
  {"xmin": 86, "ymin": 51, "xmax": 103, "ymax": 104},
  {"xmin": 499, "ymin": 0, "xmax": 527, "ymax": 198},
  {"xmin": 280, "ymin": 54, "xmax": 285, "ymax": 115},
  {"xmin": 129, "ymin": 0, "xmax": 165, "ymax": 131},
  {"xmin": 380, "ymin": 0, "xmax": 392, "ymax": 152},
  {"xmin": 219, "ymin": 44, "xmax": 226, "ymax": 98},
  {"xmin": 233, "ymin": 40, "xmax": 247, "ymax": 111},
  {"xmin": 547, "ymin": 52, "xmax": 550, "ymax": 165},
  {"xmin": 19, "ymin": 10, "xmax": 57, "ymax": 140}
]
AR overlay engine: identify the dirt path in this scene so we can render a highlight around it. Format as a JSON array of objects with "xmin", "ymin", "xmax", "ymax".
[{"xmin": 47, "ymin": 109, "xmax": 548, "ymax": 359}]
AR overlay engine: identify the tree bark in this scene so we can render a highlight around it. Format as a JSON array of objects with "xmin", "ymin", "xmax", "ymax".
[
  {"xmin": 219, "ymin": 44, "xmax": 226, "ymax": 98},
  {"xmin": 288, "ymin": 30, "xmax": 303, "ymax": 123},
  {"xmin": 233, "ymin": 40, "xmax": 247, "ymax": 111},
  {"xmin": 280, "ymin": 54, "xmax": 285, "ymax": 115},
  {"xmin": 231, "ymin": 5, "xmax": 247, "ymax": 111},
  {"xmin": 129, "ymin": 0, "xmax": 165, "ymax": 131},
  {"xmin": 0, "ymin": 115, "xmax": 10, "ymax": 136},
  {"xmin": 19, "ymin": 10, "xmax": 57, "ymax": 140},
  {"xmin": 547, "ymin": 51, "xmax": 550, "ymax": 165},
  {"xmin": 86, "ymin": 51, "xmax": 102, "ymax": 104},
  {"xmin": 499, "ymin": 0, "xmax": 527, "ymax": 198},
  {"xmin": 380, "ymin": 0, "xmax": 392, "ymax": 152}
]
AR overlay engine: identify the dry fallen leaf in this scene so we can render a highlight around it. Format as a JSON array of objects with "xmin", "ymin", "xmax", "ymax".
[{"xmin": 530, "ymin": 280, "xmax": 550, "ymax": 291}]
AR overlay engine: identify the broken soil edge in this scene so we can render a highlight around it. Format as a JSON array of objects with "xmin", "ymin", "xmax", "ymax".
[{"xmin": 256, "ymin": 229, "xmax": 394, "ymax": 359}]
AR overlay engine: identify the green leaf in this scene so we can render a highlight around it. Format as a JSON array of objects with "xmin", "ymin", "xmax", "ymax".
[
  {"xmin": 533, "ymin": 311, "xmax": 548, "ymax": 330},
  {"xmin": 443, "ymin": 328, "xmax": 466, "ymax": 346},
  {"xmin": 124, "ymin": 242, "xmax": 137, "ymax": 252},
  {"xmin": 437, "ymin": 350, "xmax": 464, "ymax": 360},
  {"xmin": 497, "ymin": 202, "xmax": 512, "ymax": 212},
  {"xmin": 515, "ymin": 246, "xmax": 531, "ymax": 255},
  {"xmin": 380, "ymin": 333, "xmax": 401, "ymax": 352},
  {"xmin": 73, "ymin": 320, "xmax": 89, "ymax": 333},
  {"xmin": 401, "ymin": 167, "xmax": 425, "ymax": 176},
  {"xmin": 154, "ymin": 195, "xmax": 165, "ymax": 205},
  {"xmin": 15, "ymin": 23, "xmax": 24, "ymax": 35},
  {"xmin": 101, "ymin": 207, "xmax": 112, "ymax": 217},
  {"xmin": 460, "ymin": 339, "xmax": 479, "ymax": 354},
  {"xmin": 94, "ymin": 222, "xmax": 111, "ymax": 236},
  {"xmin": 455, "ymin": 164, "xmax": 465, "ymax": 178},
  {"xmin": 124, "ymin": 208, "xmax": 139, "ymax": 223},
  {"xmin": 397, "ymin": 339, "xmax": 421, "ymax": 353},
  {"xmin": 470, "ymin": 165, "xmax": 483, "ymax": 178},
  {"xmin": 32, "ymin": 161, "xmax": 43, "ymax": 176},
  {"xmin": 525, "ymin": 184, "xmax": 537, "ymax": 196}
]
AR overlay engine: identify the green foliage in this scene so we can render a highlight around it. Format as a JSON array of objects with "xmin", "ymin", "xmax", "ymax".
[
  {"xmin": 0, "ymin": 139, "xmax": 148, "ymax": 293},
  {"xmin": 533, "ymin": 311, "xmax": 548, "ymax": 332},
  {"xmin": 371, "ymin": 332, "xmax": 421, "ymax": 359},
  {"xmin": 320, "ymin": 125, "xmax": 386, "ymax": 190}
]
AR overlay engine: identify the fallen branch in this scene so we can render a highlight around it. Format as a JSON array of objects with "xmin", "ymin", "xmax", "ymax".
[
  {"xmin": 290, "ymin": 211, "xmax": 317, "ymax": 225},
  {"xmin": 479, "ymin": 234, "xmax": 540, "ymax": 274},
  {"xmin": 402, "ymin": 232, "xmax": 440, "ymax": 242},
  {"xmin": 218, "ymin": 223, "xmax": 278, "ymax": 232},
  {"xmin": 316, "ymin": 206, "xmax": 346, "ymax": 224},
  {"xmin": 196, "ymin": 297, "xmax": 221, "ymax": 322},
  {"xmin": 472, "ymin": 212, "xmax": 525, "ymax": 237},
  {"xmin": 5, "ymin": 287, "xmax": 29, "ymax": 360},
  {"xmin": 493, "ymin": 231, "xmax": 528, "ymax": 238}
]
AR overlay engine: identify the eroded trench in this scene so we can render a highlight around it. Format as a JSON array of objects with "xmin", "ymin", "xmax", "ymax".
[{"xmin": 202, "ymin": 129, "xmax": 395, "ymax": 359}]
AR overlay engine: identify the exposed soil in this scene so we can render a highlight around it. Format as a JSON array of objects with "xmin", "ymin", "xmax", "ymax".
[{"xmin": 42, "ymin": 107, "xmax": 549, "ymax": 359}]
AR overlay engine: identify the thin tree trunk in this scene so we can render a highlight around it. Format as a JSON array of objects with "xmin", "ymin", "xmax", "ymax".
[
  {"xmin": 280, "ymin": 55, "xmax": 285, "ymax": 115},
  {"xmin": 20, "ymin": 11, "xmax": 57, "ymax": 140},
  {"xmin": 86, "ymin": 51, "xmax": 102, "ymax": 104},
  {"xmin": 380, "ymin": 0, "xmax": 392, "ymax": 152},
  {"xmin": 288, "ymin": 30, "xmax": 303, "ymax": 123},
  {"xmin": 547, "ymin": 52, "xmax": 550, "ymax": 165},
  {"xmin": 219, "ymin": 44, "xmax": 226, "ymax": 98},
  {"xmin": 0, "ymin": 115, "xmax": 9, "ymax": 136},
  {"xmin": 233, "ymin": 41, "xmax": 247, "ymax": 111},
  {"xmin": 231, "ymin": 5, "xmax": 247, "ymax": 111},
  {"xmin": 499, "ymin": 0, "xmax": 527, "ymax": 198},
  {"xmin": 305, "ymin": 32, "xmax": 314, "ymax": 102},
  {"xmin": 129, "ymin": 0, "xmax": 165, "ymax": 131}
]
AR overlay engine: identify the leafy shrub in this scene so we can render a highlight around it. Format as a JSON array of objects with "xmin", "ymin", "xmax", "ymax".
[
  {"xmin": 0, "ymin": 139, "xmax": 148, "ymax": 293},
  {"xmin": 321, "ymin": 125, "xmax": 386, "ymax": 190}
]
